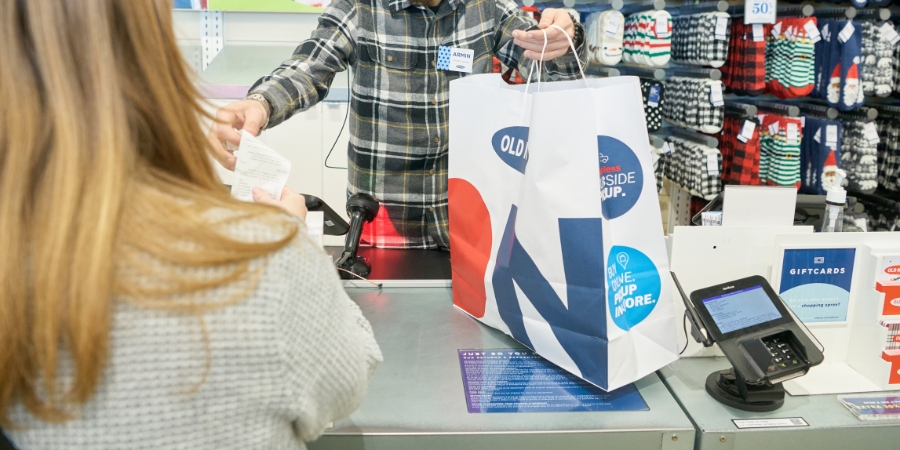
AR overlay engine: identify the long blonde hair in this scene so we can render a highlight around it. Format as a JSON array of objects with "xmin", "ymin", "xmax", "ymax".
[{"xmin": 0, "ymin": 0, "xmax": 298, "ymax": 425}]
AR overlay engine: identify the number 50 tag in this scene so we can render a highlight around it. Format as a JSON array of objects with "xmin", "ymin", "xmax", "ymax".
[{"xmin": 744, "ymin": 0, "xmax": 776, "ymax": 25}]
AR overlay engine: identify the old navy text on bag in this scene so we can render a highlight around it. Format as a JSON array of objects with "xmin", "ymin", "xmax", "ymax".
[{"xmin": 448, "ymin": 75, "xmax": 678, "ymax": 391}]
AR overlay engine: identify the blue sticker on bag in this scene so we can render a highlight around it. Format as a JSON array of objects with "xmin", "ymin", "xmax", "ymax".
[
  {"xmin": 598, "ymin": 136, "xmax": 643, "ymax": 219},
  {"xmin": 491, "ymin": 126, "xmax": 529, "ymax": 174},
  {"xmin": 606, "ymin": 246, "xmax": 661, "ymax": 331}
]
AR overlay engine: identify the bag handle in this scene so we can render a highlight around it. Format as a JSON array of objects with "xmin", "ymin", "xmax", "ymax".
[
  {"xmin": 523, "ymin": 24, "xmax": 589, "ymax": 97},
  {"xmin": 523, "ymin": 30, "xmax": 549, "ymax": 96}
]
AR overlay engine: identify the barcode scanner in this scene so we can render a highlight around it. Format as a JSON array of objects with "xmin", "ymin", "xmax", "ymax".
[{"xmin": 335, "ymin": 193, "xmax": 380, "ymax": 279}]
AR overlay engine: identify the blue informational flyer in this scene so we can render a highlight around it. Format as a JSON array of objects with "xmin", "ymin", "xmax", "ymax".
[
  {"xmin": 457, "ymin": 349, "xmax": 648, "ymax": 413},
  {"xmin": 779, "ymin": 248, "xmax": 856, "ymax": 323},
  {"xmin": 839, "ymin": 395, "xmax": 900, "ymax": 421}
]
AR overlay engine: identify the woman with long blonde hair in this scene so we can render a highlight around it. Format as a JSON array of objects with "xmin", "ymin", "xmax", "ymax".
[{"xmin": 0, "ymin": 0, "xmax": 381, "ymax": 448}]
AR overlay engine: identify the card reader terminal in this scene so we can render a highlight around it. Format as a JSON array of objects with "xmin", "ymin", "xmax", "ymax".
[
  {"xmin": 672, "ymin": 274, "xmax": 825, "ymax": 411},
  {"xmin": 763, "ymin": 335, "xmax": 802, "ymax": 374}
]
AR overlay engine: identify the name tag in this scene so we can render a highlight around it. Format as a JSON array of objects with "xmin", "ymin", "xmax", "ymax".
[{"xmin": 437, "ymin": 46, "xmax": 474, "ymax": 73}]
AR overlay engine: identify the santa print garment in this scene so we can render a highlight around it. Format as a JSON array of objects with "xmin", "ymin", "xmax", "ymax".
[
  {"xmin": 800, "ymin": 116, "xmax": 842, "ymax": 195},
  {"xmin": 817, "ymin": 20, "xmax": 864, "ymax": 111}
]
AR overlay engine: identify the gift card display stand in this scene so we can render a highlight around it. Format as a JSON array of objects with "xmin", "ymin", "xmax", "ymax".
[{"xmin": 670, "ymin": 227, "xmax": 900, "ymax": 395}]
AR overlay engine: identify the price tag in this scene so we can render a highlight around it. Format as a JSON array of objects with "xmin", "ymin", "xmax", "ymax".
[
  {"xmin": 822, "ymin": 23, "xmax": 830, "ymax": 42},
  {"xmin": 864, "ymin": 122, "xmax": 880, "ymax": 144},
  {"xmin": 605, "ymin": 16, "xmax": 620, "ymax": 38},
  {"xmin": 715, "ymin": 16, "xmax": 728, "ymax": 41},
  {"xmin": 814, "ymin": 127, "xmax": 822, "ymax": 143},
  {"xmin": 737, "ymin": 120, "xmax": 757, "ymax": 143},
  {"xmin": 768, "ymin": 121, "xmax": 780, "ymax": 135},
  {"xmin": 787, "ymin": 123, "xmax": 799, "ymax": 145},
  {"xmin": 879, "ymin": 23, "xmax": 900, "ymax": 46},
  {"xmin": 784, "ymin": 26, "xmax": 794, "ymax": 42},
  {"xmin": 804, "ymin": 20, "xmax": 821, "ymax": 44},
  {"xmin": 707, "ymin": 153, "xmax": 719, "ymax": 175},
  {"xmin": 663, "ymin": 141, "xmax": 673, "ymax": 154},
  {"xmin": 701, "ymin": 211, "xmax": 723, "ymax": 226},
  {"xmin": 656, "ymin": 16, "xmax": 669, "ymax": 37},
  {"xmin": 744, "ymin": 0, "xmax": 776, "ymax": 25},
  {"xmin": 826, "ymin": 125, "xmax": 838, "ymax": 146},
  {"xmin": 838, "ymin": 21, "xmax": 855, "ymax": 43},
  {"xmin": 648, "ymin": 85, "xmax": 661, "ymax": 108},
  {"xmin": 752, "ymin": 24, "xmax": 765, "ymax": 42},
  {"xmin": 709, "ymin": 83, "xmax": 724, "ymax": 106},
  {"xmin": 771, "ymin": 22, "xmax": 782, "ymax": 39}
]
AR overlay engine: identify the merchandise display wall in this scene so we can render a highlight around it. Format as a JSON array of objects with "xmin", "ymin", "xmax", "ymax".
[{"xmin": 169, "ymin": 3, "xmax": 900, "ymax": 449}]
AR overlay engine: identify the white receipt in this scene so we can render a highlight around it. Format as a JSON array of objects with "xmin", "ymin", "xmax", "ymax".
[{"xmin": 230, "ymin": 130, "xmax": 292, "ymax": 202}]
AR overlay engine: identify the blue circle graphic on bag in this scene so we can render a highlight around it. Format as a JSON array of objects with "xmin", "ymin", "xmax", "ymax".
[
  {"xmin": 597, "ymin": 136, "xmax": 643, "ymax": 219},
  {"xmin": 606, "ymin": 245, "xmax": 661, "ymax": 331},
  {"xmin": 492, "ymin": 127, "xmax": 530, "ymax": 174}
]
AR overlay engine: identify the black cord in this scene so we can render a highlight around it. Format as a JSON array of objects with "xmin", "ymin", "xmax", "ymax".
[
  {"xmin": 679, "ymin": 311, "xmax": 690, "ymax": 355},
  {"xmin": 324, "ymin": 69, "xmax": 351, "ymax": 170}
]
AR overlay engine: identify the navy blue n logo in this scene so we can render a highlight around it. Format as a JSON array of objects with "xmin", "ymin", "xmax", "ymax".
[{"xmin": 491, "ymin": 205, "xmax": 608, "ymax": 387}]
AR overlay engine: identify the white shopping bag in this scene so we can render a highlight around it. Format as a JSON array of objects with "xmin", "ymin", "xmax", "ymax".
[{"xmin": 448, "ymin": 69, "xmax": 678, "ymax": 391}]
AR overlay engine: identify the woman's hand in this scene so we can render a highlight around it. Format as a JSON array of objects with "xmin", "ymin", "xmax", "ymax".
[{"xmin": 252, "ymin": 186, "xmax": 308, "ymax": 220}]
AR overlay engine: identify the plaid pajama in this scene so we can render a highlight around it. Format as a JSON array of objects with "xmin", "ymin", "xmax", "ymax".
[
  {"xmin": 876, "ymin": 117, "xmax": 900, "ymax": 193},
  {"xmin": 671, "ymin": 12, "xmax": 730, "ymax": 67},
  {"xmin": 841, "ymin": 119, "xmax": 880, "ymax": 193},
  {"xmin": 662, "ymin": 77, "xmax": 723, "ymax": 133},
  {"xmin": 722, "ymin": 19, "xmax": 765, "ymax": 96},
  {"xmin": 718, "ymin": 115, "xmax": 761, "ymax": 186},
  {"xmin": 660, "ymin": 137, "xmax": 722, "ymax": 200},
  {"xmin": 250, "ymin": 0, "xmax": 584, "ymax": 249}
]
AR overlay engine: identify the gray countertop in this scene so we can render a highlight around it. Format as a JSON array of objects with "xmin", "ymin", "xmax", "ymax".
[
  {"xmin": 308, "ymin": 287, "xmax": 695, "ymax": 450},
  {"xmin": 659, "ymin": 357, "xmax": 900, "ymax": 450}
]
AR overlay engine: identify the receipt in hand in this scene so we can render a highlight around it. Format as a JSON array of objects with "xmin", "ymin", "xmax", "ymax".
[{"xmin": 230, "ymin": 130, "xmax": 291, "ymax": 202}]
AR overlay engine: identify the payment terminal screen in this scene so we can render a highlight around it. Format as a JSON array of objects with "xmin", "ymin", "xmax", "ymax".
[{"xmin": 702, "ymin": 286, "xmax": 782, "ymax": 334}]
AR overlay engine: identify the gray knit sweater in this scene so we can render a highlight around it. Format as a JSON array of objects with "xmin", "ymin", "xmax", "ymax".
[{"xmin": 6, "ymin": 217, "xmax": 382, "ymax": 449}]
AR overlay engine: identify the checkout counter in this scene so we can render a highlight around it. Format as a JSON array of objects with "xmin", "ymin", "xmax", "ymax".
[
  {"xmin": 308, "ymin": 283, "xmax": 696, "ymax": 450},
  {"xmin": 180, "ymin": 17, "xmax": 900, "ymax": 447},
  {"xmin": 660, "ymin": 358, "xmax": 900, "ymax": 449}
]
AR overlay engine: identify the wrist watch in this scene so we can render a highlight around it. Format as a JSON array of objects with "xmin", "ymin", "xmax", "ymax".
[{"xmin": 245, "ymin": 93, "xmax": 271, "ymax": 134}]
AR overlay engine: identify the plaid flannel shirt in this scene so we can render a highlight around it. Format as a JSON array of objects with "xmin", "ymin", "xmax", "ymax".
[{"xmin": 249, "ymin": 0, "xmax": 585, "ymax": 249}]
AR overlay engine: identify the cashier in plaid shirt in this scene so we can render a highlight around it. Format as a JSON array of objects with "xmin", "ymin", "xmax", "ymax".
[{"xmin": 208, "ymin": 0, "xmax": 585, "ymax": 250}]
